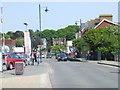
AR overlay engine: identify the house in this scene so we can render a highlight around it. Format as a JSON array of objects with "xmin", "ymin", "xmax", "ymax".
[
  {"xmin": 85, "ymin": 15, "xmax": 113, "ymax": 30},
  {"xmin": 41, "ymin": 38, "xmax": 47, "ymax": 49},
  {"xmin": 94, "ymin": 19, "xmax": 118, "ymax": 29},
  {"xmin": 52, "ymin": 38, "xmax": 66, "ymax": 46},
  {"xmin": 75, "ymin": 15, "xmax": 114, "ymax": 39}
]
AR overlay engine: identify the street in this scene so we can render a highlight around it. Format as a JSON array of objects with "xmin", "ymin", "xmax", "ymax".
[{"xmin": 0, "ymin": 58, "xmax": 119, "ymax": 88}]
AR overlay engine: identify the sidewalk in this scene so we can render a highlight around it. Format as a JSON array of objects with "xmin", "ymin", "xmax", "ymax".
[
  {"xmin": 97, "ymin": 60, "xmax": 120, "ymax": 67},
  {"xmin": 75, "ymin": 58, "xmax": 120, "ymax": 67},
  {"xmin": 0, "ymin": 73, "xmax": 52, "ymax": 88},
  {"xmin": 0, "ymin": 62, "xmax": 52, "ymax": 88}
]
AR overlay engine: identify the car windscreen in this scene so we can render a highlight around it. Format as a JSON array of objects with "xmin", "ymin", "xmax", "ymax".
[
  {"xmin": 59, "ymin": 54, "xmax": 66, "ymax": 57},
  {"xmin": 2, "ymin": 55, "xmax": 7, "ymax": 59}
]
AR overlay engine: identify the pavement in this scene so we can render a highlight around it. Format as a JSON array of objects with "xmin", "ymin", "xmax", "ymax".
[
  {"xmin": 1, "ymin": 73, "xmax": 52, "ymax": 88},
  {"xmin": 76, "ymin": 58, "xmax": 120, "ymax": 67},
  {"xmin": 97, "ymin": 60, "xmax": 120, "ymax": 67},
  {"xmin": 0, "ymin": 61, "xmax": 52, "ymax": 89}
]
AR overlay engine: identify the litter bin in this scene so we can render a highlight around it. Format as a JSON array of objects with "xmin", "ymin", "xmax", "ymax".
[{"xmin": 15, "ymin": 62, "xmax": 24, "ymax": 75}]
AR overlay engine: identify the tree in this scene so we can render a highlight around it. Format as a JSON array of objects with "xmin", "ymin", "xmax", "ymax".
[
  {"xmin": 6, "ymin": 31, "xmax": 14, "ymax": 39},
  {"xmin": 73, "ymin": 37, "xmax": 90, "ymax": 52},
  {"xmin": 15, "ymin": 37, "xmax": 24, "ymax": 47},
  {"xmin": 12, "ymin": 31, "xmax": 24, "ymax": 39},
  {"xmin": 83, "ymin": 26, "xmax": 119, "ymax": 60},
  {"xmin": 42, "ymin": 29, "xmax": 57, "ymax": 50},
  {"xmin": 4, "ymin": 34, "xmax": 11, "ymax": 39},
  {"xmin": 56, "ymin": 25, "xmax": 78, "ymax": 40},
  {"xmin": 51, "ymin": 45, "xmax": 67, "ymax": 53}
]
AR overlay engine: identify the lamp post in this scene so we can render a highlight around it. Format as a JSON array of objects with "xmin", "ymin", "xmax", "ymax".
[
  {"xmin": 23, "ymin": 22, "xmax": 28, "ymax": 31},
  {"xmin": 75, "ymin": 19, "xmax": 82, "ymax": 58},
  {"xmin": 38, "ymin": 4, "xmax": 49, "ymax": 63}
]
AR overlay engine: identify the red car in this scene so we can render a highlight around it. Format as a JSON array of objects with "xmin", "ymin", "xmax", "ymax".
[{"xmin": 2, "ymin": 52, "xmax": 26, "ymax": 70}]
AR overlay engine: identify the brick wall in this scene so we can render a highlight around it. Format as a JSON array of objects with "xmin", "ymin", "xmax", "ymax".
[{"xmin": 0, "ymin": 39, "xmax": 16, "ymax": 52}]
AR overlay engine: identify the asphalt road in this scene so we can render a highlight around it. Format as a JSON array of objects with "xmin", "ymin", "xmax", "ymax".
[
  {"xmin": 45, "ymin": 59, "xmax": 119, "ymax": 88},
  {"xmin": 1, "ymin": 58, "xmax": 119, "ymax": 88}
]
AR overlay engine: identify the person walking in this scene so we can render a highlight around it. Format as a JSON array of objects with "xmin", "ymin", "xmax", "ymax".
[
  {"xmin": 30, "ymin": 52, "xmax": 35, "ymax": 65},
  {"xmin": 36, "ymin": 51, "xmax": 40, "ymax": 65}
]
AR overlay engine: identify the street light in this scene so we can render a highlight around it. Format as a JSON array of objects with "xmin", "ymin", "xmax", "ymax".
[
  {"xmin": 75, "ymin": 19, "xmax": 82, "ymax": 58},
  {"xmin": 39, "ymin": 4, "xmax": 49, "ymax": 63},
  {"xmin": 23, "ymin": 22, "xmax": 28, "ymax": 31}
]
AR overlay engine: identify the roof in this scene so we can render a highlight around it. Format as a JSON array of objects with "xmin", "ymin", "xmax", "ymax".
[
  {"xmin": 99, "ymin": 15, "xmax": 113, "ymax": 17},
  {"xmin": 94, "ymin": 19, "xmax": 118, "ymax": 29}
]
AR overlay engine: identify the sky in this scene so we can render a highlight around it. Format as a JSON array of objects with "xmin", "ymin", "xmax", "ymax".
[{"xmin": 0, "ymin": 0, "xmax": 119, "ymax": 33}]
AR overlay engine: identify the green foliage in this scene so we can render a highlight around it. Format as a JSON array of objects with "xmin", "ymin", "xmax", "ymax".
[
  {"xmin": 4, "ymin": 34, "xmax": 11, "ymax": 39},
  {"xmin": 12, "ymin": 31, "xmax": 24, "ymax": 39},
  {"xmin": 6, "ymin": 31, "xmax": 14, "ymax": 39},
  {"xmin": 56, "ymin": 25, "xmax": 78, "ymax": 40},
  {"xmin": 15, "ymin": 37, "xmax": 24, "ymax": 47},
  {"xmin": 73, "ymin": 38, "xmax": 90, "ymax": 52},
  {"xmin": 51, "ymin": 45, "xmax": 67, "ymax": 53},
  {"xmin": 83, "ymin": 26, "xmax": 119, "ymax": 59}
]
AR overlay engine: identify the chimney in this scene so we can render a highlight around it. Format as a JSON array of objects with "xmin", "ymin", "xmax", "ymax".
[{"xmin": 99, "ymin": 15, "xmax": 113, "ymax": 21}]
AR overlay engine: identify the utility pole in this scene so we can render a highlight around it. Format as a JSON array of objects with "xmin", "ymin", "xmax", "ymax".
[{"xmin": 38, "ymin": 4, "xmax": 49, "ymax": 63}]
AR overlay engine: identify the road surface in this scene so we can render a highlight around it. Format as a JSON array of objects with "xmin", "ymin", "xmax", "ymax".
[{"xmin": 0, "ymin": 58, "xmax": 119, "ymax": 89}]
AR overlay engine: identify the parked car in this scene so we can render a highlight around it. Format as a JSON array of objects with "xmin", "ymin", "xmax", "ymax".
[
  {"xmin": 46, "ymin": 53, "xmax": 52, "ymax": 58},
  {"xmin": 2, "ymin": 53, "xmax": 26, "ymax": 70},
  {"xmin": 40, "ymin": 53, "xmax": 45, "ymax": 58},
  {"xmin": 16, "ymin": 53, "xmax": 30, "ymax": 66},
  {"xmin": 2, "ymin": 59, "xmax": 8, "ymax": 71},
  {"xmin": 57, "ymin": 53, "xmax": 68, "ymax": 61},
  {"xmin": 56, "ymin": 53, "xmax": 60, "ymax": 59}
]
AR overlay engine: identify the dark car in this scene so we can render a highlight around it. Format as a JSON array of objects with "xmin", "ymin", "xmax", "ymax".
[
  {"xmin": 2, "ymin": 59, "xmax": 8, "ymax": 71},
  {"xmin": 46, "ymin": 53, "xmax": 52, "ymax": 58},
  {"xmin": 57, "ymin": 53, "xmax": 68, "ymax": 61}
]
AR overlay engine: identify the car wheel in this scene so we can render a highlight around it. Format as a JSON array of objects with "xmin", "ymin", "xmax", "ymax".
[
  {"xmin": 2, "ymin": 64, "xmax": 7, "ymax": 71},
  {"xmin": 57, "ymin": 60, "xmax": 60, "ymax": 62},
  {"xmin": 9, "ymin": 63, "xmax": 13, "ymax": 70}
]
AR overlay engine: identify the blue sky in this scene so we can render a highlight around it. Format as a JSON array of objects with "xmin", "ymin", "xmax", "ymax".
[{"xmin": 0, "ymin": 1, "xmax": 118, "ymax": 33}]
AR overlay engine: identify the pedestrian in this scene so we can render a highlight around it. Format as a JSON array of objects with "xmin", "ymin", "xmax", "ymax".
[
  {"xmin": 34, "ymin": 52, "xmax": 37, "ymax": 63},
  {"xmin": 36, "ymin": 51, "xmax": 40, "ymax": 65},
  {"xmin": 86, "ymin": 51, "xmax": 92, "ymax": 60},
  {"xmin": 75, "ymin": 52, "xmax": 77, "ymax": 58},
  {"xmin": 30, "ymin": 52, "xmax": 35, "ymax": 65}
]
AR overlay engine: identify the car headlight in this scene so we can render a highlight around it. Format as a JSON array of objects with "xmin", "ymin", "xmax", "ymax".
[{"xmin": 65, "ymin": 57, "xmax": 67, "ymax": 59}]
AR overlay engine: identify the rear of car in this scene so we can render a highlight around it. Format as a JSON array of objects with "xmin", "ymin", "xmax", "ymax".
[
  {"xmin": 57, "ymin": 53, "xmax": 68, "ymax": 61},
  {"xmin": 46, "ymin": 53, "xmax": 52, "ymax": 58}
]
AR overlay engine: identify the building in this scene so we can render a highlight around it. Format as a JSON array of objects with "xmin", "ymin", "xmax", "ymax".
[
  {"xmin": 94, "ymin": 19, "xmax": 118, "ymax": 29},
  {"xmin": 85, "ymin": 15, "xmax": 113, "ymax": 30},
  {"xmin": 41, "ymin": 38, "xmax": 47, "ymax": 49},
  {"xmin": 0, "ymin": 39, "xmax": 16, "ymax": 52},
  {"xmin": 53, "ymin": 38, "xmax": 66, "ymax": 46}
]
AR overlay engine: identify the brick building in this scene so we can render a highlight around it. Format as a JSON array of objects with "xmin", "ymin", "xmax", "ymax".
[
  {"xmin": 52, "ymin": 38, "xmax": 66, "ymax": 46},
  {"xmin": 85, "ymin": 15, "xmax": 113, "ymax": 30},
  {"xmin": 94, "ymin": 19, "xmax": 118, "ymax": 29},
  {"xmin": 0, "ymin": 39, "xmax": 16, "ymax": 52}
]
